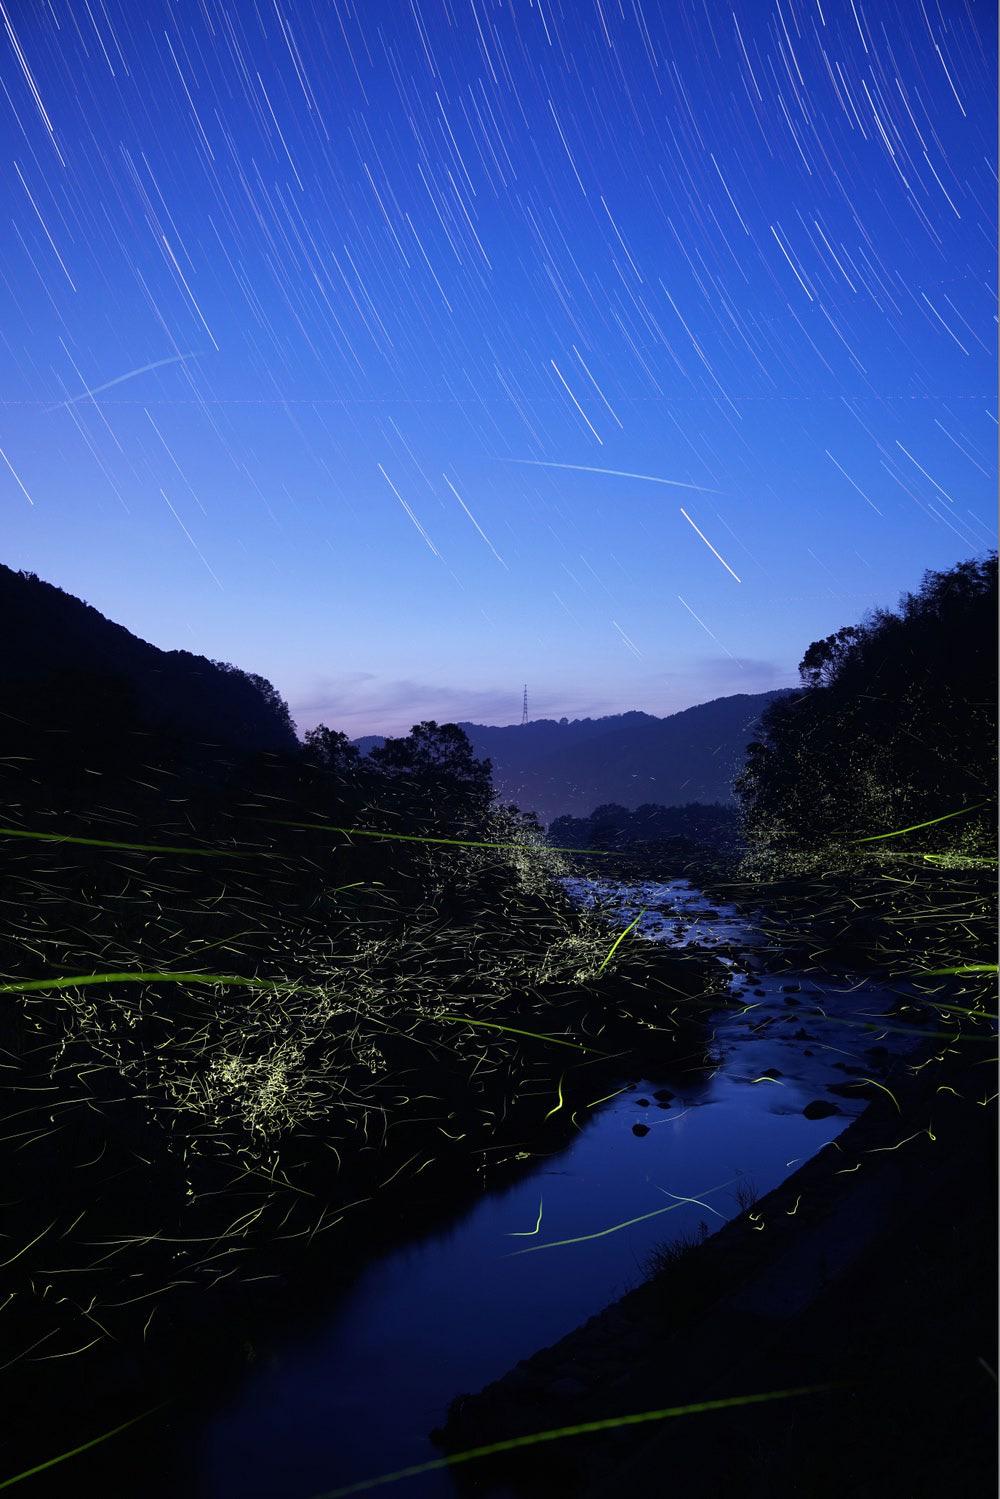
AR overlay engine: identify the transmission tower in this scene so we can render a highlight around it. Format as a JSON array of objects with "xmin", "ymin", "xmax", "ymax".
[{"xmin": 521, "ymin": 684, "xmax": 528, "ymax": 725}]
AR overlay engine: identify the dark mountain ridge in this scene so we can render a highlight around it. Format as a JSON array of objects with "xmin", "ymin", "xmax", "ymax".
[
  {"xmin": 2, "ymin": 560, "xmax": 785, "ymax": 825},
  {"xmin": 1, "ymin": 563, "xmax": 297, "ymax": 754},
  {"xmin": 355, "ymin": 691, "xmax": 791, "ymax": 824}
]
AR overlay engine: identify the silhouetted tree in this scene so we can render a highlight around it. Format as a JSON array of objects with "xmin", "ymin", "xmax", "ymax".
[
  {"xmin": 798, "ymin": 627, "xmax": 860, "ymax": 688},
  {"xmin": 213, "ymin": 663, "xmax": 298, "ymax": 747},
  {"xmin": 737, "ymin": 555, "xmax": 997, "ymax": 851},
  {"xmin": 588, "ymin": 803, "xmax": 630, "ymax": 848},
  {"xmin": 303, "ymin": 724, "xmax": 361, "ymax": 771},
  {"xmin": 369, "ymin": 721, "xmax": 492, "ymax": 825},
  {"xmin": 503, "ymin": 802, "xmax": 542, "ymax": 835},
  {"xmin": 549, "ymin": 802, "xmax": 740, "ymax": 854}
]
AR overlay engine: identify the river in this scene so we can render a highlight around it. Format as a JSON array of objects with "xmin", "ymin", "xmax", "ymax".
[{"xmin": 171, "ymin": 876, "xmax": 915, "ymax": 1499}]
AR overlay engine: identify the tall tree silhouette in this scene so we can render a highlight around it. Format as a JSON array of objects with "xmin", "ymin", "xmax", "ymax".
[
  {"xmin": 737, "ymin": 555, "xmax": 997, "ymax": 851},
  {"xmin": 303, "ymin": 725, "xmax": 361, "ymax": 771},
  {"xmin": 369, "ymin": 721, "xmax": 493, "ymax": 826}
]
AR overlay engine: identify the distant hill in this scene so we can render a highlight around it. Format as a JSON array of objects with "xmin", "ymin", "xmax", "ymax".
[
  {"xmin": 1, "ymin": 563, "xmax": 786, "ymax": 818},
  {"xmin": 0, "ymin": 563, "xmax": 297, "ymax": 754},
  {"xmin": 549, "ymin": 801, "xmax": 743, "ymax": 859},
  {"xmin": 354, "ymin": 692, "xmax": 792, "ymax": 824}
]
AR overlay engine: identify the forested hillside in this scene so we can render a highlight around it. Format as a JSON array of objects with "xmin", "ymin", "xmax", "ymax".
[
  {"xmin": 1, "ymin": 564, "xmax": 298, "ymax": 756},
  {"xmin": 356, "ymin": 691, "xmax": 789, "ymax": 824},
  {"xmin": 738, "ymin": 555, "xmax": 997, "ymax": 859}
]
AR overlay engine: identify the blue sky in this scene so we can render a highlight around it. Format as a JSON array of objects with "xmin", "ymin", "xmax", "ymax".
[{"xmin": 1, "ymin": 0, "xmax": 996, "ymax": 734}]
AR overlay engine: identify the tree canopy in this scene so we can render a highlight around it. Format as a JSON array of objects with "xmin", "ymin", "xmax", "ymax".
[
  {"xmin": 368, "ymin": 720, "xmax": 493, "ymax": 826},
  {"xmin": 303, "ymin": 724, "xmax": 361, "ymax": 772},
  {"xmin": 737, "ymin": 554, "xmax": 997, "ymax": 853}
]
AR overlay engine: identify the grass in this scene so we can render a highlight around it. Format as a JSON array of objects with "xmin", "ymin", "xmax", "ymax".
[
  {"xmin": 3, "ymin": 774, "xmax": 993, "ymax": 1491},
  {"xmin": 0, "ymin": 798, "xmax": 721, "ymax": 1456},
  {"xmin": 643, "ymin": 1176, "xmax": 778, "ymax": 1282},
  {"xmin": 732, "ymin": 1176, "xmax": 759, "ymax": 1215},
  {"xmin": 644, "ymin": 1221, "xmax": 711, "ymax": 1280}
]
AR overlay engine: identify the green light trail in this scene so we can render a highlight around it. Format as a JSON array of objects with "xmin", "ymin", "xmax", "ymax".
[
  {"xmin": 508, "ymin": 1176, "xmax": 737, "ymax": 1256},
  {"xmin": 435, "ymin": 1015, "xmax": 600, "ymax": 1054},
  {"xmin": 851, "ymin": 802, "xmax": 988, "ymax": 843},
  {"xmin": 0, "ymin": 971, "xmax": 296, "ymax": 996},
  {"xmin": 267, "ymin": 818, "xmax": 616, "ymax": 855},
  {"xmin": 0, "ymin": 824, "xmax": 266, "ymax": 857},
  {"xmin": 307, "ymin": 1386, "xmax": 834, "ymax": 1497},
  {"xmin": 0, "ymin": 1404, "xmax": 166, "ymax": 1491},
  {"xmin": 598, "ymin": 908, "xmax": 646, "ymax": 972}
]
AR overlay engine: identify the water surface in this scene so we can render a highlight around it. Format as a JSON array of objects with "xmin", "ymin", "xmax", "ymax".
[{"xmin": 190, "ymin": 878, "xmax": 912, "ymax": 1499}]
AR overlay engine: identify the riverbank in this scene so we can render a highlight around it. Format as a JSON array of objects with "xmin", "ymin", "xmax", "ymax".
[
  {"xmin": 5, "ymin": 852, "xmax": 991, "ymax": 1497},
  {"xmin": 435, "ymin": 1037, "xmax": 997, "ymax": 1497},
  {"xmin": 0, "ymin": 891, "xmax": 720, "ymax": 1494},
  {"xmin": 691, "ymin": 846, "xmax": 996, "ymax": 980}
]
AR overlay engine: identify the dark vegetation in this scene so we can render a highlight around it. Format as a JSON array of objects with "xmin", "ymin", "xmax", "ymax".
[
  {"xmin": 0, "ymin": 564, "xmax": 720, "ymax": 1482},
  {"xmin": 432, "ymin": 554, "xmax": 997, "ymax": 1499},
  {"xmin": 549, "ymin": 800, "xmax": 742, "ymax": 875},
  {"xmin": 0, "ymin": 555, "xmax": 995, "ymax": 1496},
  {"xmin": 2, "ymin": 563, "xmax": 298, "ymax": 754},
  {"xmin": 738, "ymin": 553, "xmax": 997, "ymax": 855},
  {"xmin": 727, "ymin": 553, "xmax": 998, "ymax": 978},
  {"xmin": 356, "ymin": 690, "xmax": 790, "ymax": 825},
  {"xmin": 619, "ymin": 555, "xmax": 999, "ymax": 1490}
]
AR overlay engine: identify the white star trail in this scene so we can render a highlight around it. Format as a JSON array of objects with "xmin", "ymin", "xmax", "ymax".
[
  {"xmin": 378, "ymin": 463, "xmax": 441, "ymax": 558},
  {"xmin": 499, "ymin": 461, "xmax": 721, "ymax": 493},
  {"xmin": 442, "ymin": 475, "xmax": 507, "ymax": 568},
  {"xmin": 678, "ymin": 509, "xmax": 742, "ymax": 582}
]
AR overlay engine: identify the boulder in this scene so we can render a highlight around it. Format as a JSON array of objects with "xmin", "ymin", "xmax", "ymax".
[{"xmin": 803, "ymin": 1099, "xmax": 840, "ymax": 1120}]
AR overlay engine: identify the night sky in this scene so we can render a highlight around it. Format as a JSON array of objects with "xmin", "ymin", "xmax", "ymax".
[{"xmin": 1, "ymin": 0, "xmax": 996, "ymax": 735}]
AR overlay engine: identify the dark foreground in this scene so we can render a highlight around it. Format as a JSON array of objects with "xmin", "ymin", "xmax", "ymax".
[{"xmin": 439, "ymin": 1047, "xmax": 998, "ymax": 1498}]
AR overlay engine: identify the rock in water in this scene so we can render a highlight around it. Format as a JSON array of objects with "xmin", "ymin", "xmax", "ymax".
[{"xmin": 803, "ymin": 1099, "xmax": 840, "ymax": 1120}]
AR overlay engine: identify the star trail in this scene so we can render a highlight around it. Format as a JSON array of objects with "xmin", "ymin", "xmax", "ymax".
[{"xmin": 0, "ymin": 0, "xmax": 995, "ymax": 733}]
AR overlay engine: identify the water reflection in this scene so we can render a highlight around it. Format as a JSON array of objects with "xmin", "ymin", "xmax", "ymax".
[{"xmin": 192, "ymin": 880, "xmax": 908, "ymax": 1499}]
